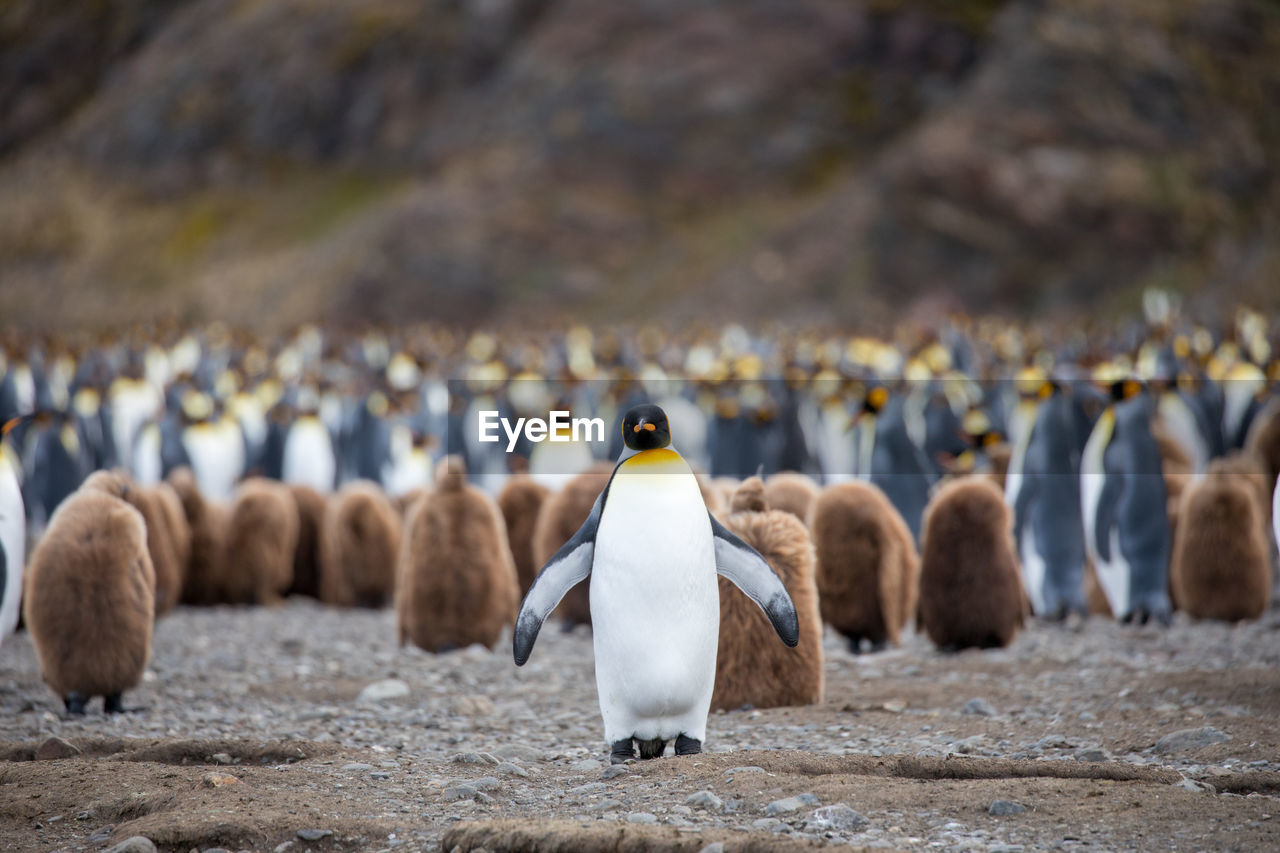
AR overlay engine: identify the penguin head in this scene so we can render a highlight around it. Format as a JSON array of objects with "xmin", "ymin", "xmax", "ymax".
[{"xmin": 622, "ymin": 404, "xmax": 671, "ymax": 451}]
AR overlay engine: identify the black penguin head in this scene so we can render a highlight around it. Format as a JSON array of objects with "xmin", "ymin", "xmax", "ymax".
[
  {"xmin": 862, "ymin": 385, "xmax": 889, "ymax": 416},
  {"xmin": 622, "ymin": 404, "xmax": 671, "ymax": 451}
]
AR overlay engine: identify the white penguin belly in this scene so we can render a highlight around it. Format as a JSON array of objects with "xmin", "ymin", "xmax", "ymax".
[
  {"xmin": 590, "ymin": 452, "xmax": 719, "ymax": 744},
  {"xmin": 1019, "ymin": 523, "xmax": 1047, "ymax": 616},
  {"xmin": 0, "ymin": 463, "xmax": 24, "ymax": 643}
]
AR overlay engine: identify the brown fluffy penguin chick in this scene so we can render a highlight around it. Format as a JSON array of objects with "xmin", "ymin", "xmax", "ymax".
[
  {"xmin": 1244, "ymin": 400, "xmax": 1280, "ymax": 512},
  {"xmin": 286, "ymin": 483, "xmax": 326, "ymax": 599},
  {"xmin": 397, "ymin": 457, "xmax": 519, "ymax": 652},
  {"xmin": 395, "ymin": 488, "xmax": 429, "ymax": 519},
  {"xmin": 918, "ymin": 476, "xmax": 1024, "ymax": 650},
  {"xmin": 24, "ymin": 470, "xmax": 155, "ymax": 714},
  {"xmin": 1170, "ymin": 458, "xmax": 1271, "ymax": 621},
  {"xmin": 764, "ymin": 472, "xmax": 820, "ymax": 523},
  {"xmin": 168, "ymin": 467, "xmax": 230, "ymax": 606},
  {"xmin": 811, "ymin": 481, "xmax": 919, "ymax": 653},
  {"xmin": 531, "ymin": 463, "xmax": 612, "ymax": 627},
  {"xmin": 319, "ymin": 480, "xmax": 402, "ymax": 608},
  {"xmin": 153, "ymin": 482, "xmax": 191, "ymax": 600},
  {"xmin": 225, "ymin": 478, "xmax": 299, "ymax": 605},
  {"xmin": 713, "ymin": 478, "xmax": 823, "ymax": 711},
  {"xmin": 497, "ymin": 474, "xmax": 550, "ymax": 597},
  {"xmin": 122, "ymin": 484, "xmax": 184, "ymax": 616}
]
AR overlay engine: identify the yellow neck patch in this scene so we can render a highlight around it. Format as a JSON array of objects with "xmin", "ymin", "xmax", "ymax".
[{"xmin": 620, "ymin": 447, "xmax": 686, "ymax": 473}]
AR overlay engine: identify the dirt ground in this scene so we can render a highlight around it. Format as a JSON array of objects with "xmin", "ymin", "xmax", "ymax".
[{"xmin": 1, "ymin": 600, "xmax": 1277, "ymax": 853}]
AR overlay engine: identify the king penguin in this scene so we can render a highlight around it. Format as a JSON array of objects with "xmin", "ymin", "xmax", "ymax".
[
  {"xmin": 1005, "ymin": 381, "xmax": 1087, "ymax": 620},
  {"xmin": 1081, "ymin": 379, "xmax": 1173, "ymax": 624},
  {"xmin": 513, "ymin": 404, "xmax": 799, "ymax": 763},
  {"xmin": 1, "ymin": 418, "xmax": 26, "ymax": 648}
]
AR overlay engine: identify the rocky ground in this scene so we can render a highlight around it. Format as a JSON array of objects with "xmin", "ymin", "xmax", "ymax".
[{"xmin": 1, "ymin": 599, "xmax": 1278, "ymax": 852}]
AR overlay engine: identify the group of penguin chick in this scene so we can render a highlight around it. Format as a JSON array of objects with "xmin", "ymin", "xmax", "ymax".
[{"xmin": 3, "ymin": 315, "xmax": 1280, "ymax": 718}]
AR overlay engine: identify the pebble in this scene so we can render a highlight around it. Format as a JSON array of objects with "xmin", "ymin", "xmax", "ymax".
[
  {"xmin": 341, "ymin": 763, "xmax": 374, "ymax": 772},
  {"xmin": 471, "ymin": 776, "xmax": 501, "ymax": 791},
  {"xmin": 369, "ymin": 771, "xmax": 391, "ymax": 780},
  {"xmin": 35, "ymin": 737, "xmax": 82, "ymax": 761},
  {"xmin": 627, "ymin": 812, "xmax": 658, "ymax": 825},
  {"xmin": 357, "ymin": 679, "xmax": 410, "ymax": 703},
  {"xmin": 765, "ymin": 793, "xmax": 819, "ymax": 816},
  {"xmin": 570, "ymin": 758, "xmax": 603, "ymax": 772},
  {"xmin": 88, "ymin": 827, "xmax": 115, "ymax": 843},
  {"xmin": 1154, "ymin": 727, "xmax": 1230, "ymax": 753},
  {"xmin": 102, "ymin": 838, "xmax": 156, "ymax": 853},
  {"xmin": 600, "ymin": 765, "xmax": 628, "ymax": 780},
  {"xmin": 569, "ymin": 782, "xmax": 606, "ymax": 796},
  {"xmin": 590, "ymin": 799, "xmax": 622, "ymax": 813},
  {"xmin": 698, "ymin": 844, "xmax": 726, "ymax": 853},
  {"xmin": 211, "ymin": 752, "xmax": 234, "ymax": 765},
  {"xmin": 989, "ymin": 800, "xmax": 1028, "ymax": 816},
  {"xmin": 963, "ymin": 698, "xmax": 997, "ymax": 716},
  {"xmin": 296, "ymin": 829, "xmax": 334, "ymax": 841},
  {"xmin": 1075, "ymin": 747, "xmax": 1110, "ymax": 762},
  {"xmin": 752, "ymin": 818, "xmax": 789, "ymax": 833},
  {"xmin": 492, "ymin": 744, "xmax": 545, "ymax": 763},
  {"xmin": 451, "ymin": 752, "xmax": 500, "ymax": 765},
  {"xmin": 450, "ymin": 695, "xmax": 495, "ymax": 716},
  {"xmin": 443, "ymin": 785, "xmax": 479, "ymax": 802},
  {"xmin": 805, "ymin": 804, "xmax": 868, "ymax": 833},
  {"xmin": 496, "ymin": 761, "xmax": 530, "ymax": 778},
  {"xmin": 684, "ymin": 791, "xmax": 724, "ymax": 812}
]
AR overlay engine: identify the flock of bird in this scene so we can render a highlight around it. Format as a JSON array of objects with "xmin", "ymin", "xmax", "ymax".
[{"xmin": 1, "ymin": 292, "xmax": 1278, "ymax": 718}]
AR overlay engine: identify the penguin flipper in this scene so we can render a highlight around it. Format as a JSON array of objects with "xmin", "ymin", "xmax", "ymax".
[
  {"xmin": 512, "ymin": 496, "xmax": 601, "ymax": 666},
  {"xmin": 709, "ymin": 512, "xmax": 799, "ymax": 646},
  {"xmin": 1093, "ymin": 472, "xmax": 1121, "ymax": 562}
]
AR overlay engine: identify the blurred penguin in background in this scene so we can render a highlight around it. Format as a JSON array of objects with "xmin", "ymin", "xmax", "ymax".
[
  {"xmin": 919, "ymin": 476, "xmax": 1025, "ymax": 650},
  {"xmin": 852, "ymin": 385, "xmax": 936, "ymax": 543},
  {"xmin": 1171, "ymin": 457, "xmax": 1271, "ymax": 621},
  {"xmin": 1081, "ymin": 376, "xmax": 1172, "ymax": 625},
  {"xmin": 282, "ymin": 387, "xmax": 336, "ymax": 493},
  {"xmin": 319, "ymin": 480, "xmax": 401, "ymax": 608},
  {"xmin": 226, "ymin": 478, "xmax": 299, "ymax": 605},
  {"xmin": 179, "ymin": 392, "xmax": 245, "ymax": 501},
  {"xmin": 1006, "ymin": 379, "xmax": 1087, "ymax": 620},
  {"xmin": 286, "ymin": 483, "xmax": 327, "ymax": 599},
  {"xmin": 811, "ymin": 480, "xmax": 918, "ymax": 653},
  {"xmin": 498, "ymin": 473, "xmax": 551, "ymax": 597},
  {"xmin": 763, "ymin": 472, "xmax": 820, "ymax": 524}
]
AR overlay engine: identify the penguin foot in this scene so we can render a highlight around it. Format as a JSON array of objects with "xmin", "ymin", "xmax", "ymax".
[
  {"xmin": 104, "ymin": 692, "xmax": 125, "ymax": 714},
  {"xmin": 64, "ymin": 693, "xmax": 89, "ymax": 716},
  {"xmin": 610, "ymin": 739, "xmax": 636, "ymax": 765},
  {"xmin": 847, "ymin": 637, "xmax": 865, "ymax": 655},
  {"xmin": 868, "ymin": 638, "xmax": 888, "ymax": 653},
  {"xmin": 674, "ymin": 734, "xmax": 702, "ymax": 756},
  {"xmin": 637, "ymin": 738, "xmax": 666, "ymax": 760}
]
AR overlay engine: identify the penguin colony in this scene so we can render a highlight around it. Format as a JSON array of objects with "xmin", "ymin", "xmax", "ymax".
[{"xmin": 0, "ymin": 302, "xmax": 1277, "ymax": 738}]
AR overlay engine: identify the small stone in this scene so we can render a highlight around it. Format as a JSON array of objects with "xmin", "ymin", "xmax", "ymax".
[
  {"xmin": 569, "ymin": 781, "xmax": 606, "ymax": 796},
  {"xmin": 296, "ymin": 829, "xmax": 334, "ymax": 842},
  {"xmin": 443, "ymin": 785, "xmax": 479, "ymax": 802},
  {"xmin": 963, "ymin": 698, "xmax": 997, "ymax": 716},
  {"xmin": 273, "ymin": 843, "xmax": 296, "ymax": 853},
  {"xmin": 210, "ymin": 753, "xmax": 234, "ymax": 765},
  {"xmin": 698, "ymin": 844, "xmax": 726, "ymax": 853},
  {"xmin": 357, "ymin": 679, "xmax": 410, "ymax": 703},
  {"xmin": 989, "ymin": 800, "xmax": 1027, "ymax": 816},
  {"xmin": 492, "ymin": 744, "xmax": 546, "ymax": 763},
  {"xmin": 36, "ymin": 737, "xmax": 81, "ymax": 761},
  {"xmin": 627, "ymin": 812, "xmax": 658, "ymax": 825},
  {"xmin": 471, "ymin": 776, "xmax": 501, "ymax": 791},
  {"xmin": 1075, "ymin": 748, "xmax": 1111, "ymax": 762},
  {"xmin": 570, "ymin": 759, "xmax": 603, "ymax": 772},
  {"xmin": 369, "ymin": 771, "xmax": 391, "ymax": 780},
  {"xmin": 451, "ymin": 695, "xmax": 495, "ymax": 716},
  {"xmin": 765, "ymin": 793, "xmax": 819, "ymax": 816},
  {"xmin": 1175, "ymin": 777, "xmax": 1216, "ymax": 793},
  {"xmin": 684, "ymin": 791, "xmax": 723, "ymax": 812},
  {"xmin": 601, "ymin": 765, "xmax": 628, "ymax": 780},
  {"xmin": 1154, "ymin": 727, "xmax": 1230, "ymax": 754},
  {"xmin": 103, "ymin": 836, "xmax": 156, "ymax": 853},
  {"xmin": 88, "ymin": 826, "xmax": 115, "ymax": 843},
  {"xmin": 340, "ymin": 763, "xmax": 374, "ymax": 772},
  {"xmin": 451, "ymin": 752, "xmax": 500, "ymax": 765},
  {"xmin": 1079, "ymin": 711, "xmax": 1097, "ymax": 722},
  {"xmin": 590, "ymin": 799, "xmax": 622, "ymax": 813},
  {"xmin": 805, "ymin": 804, "xmax": 868, "ymax": 833},
  {"xmin": 200, "ymin": 773, "xmax": 240, "ymax": 788},
  {"xmin": 496, "ymin": 761, "xmax": 529, "ymax": 778}
]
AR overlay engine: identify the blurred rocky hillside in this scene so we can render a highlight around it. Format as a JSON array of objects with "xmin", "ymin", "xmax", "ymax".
[{"xmin": 0, "ymin": 0, "xmax": 1277, "ymax": 329}]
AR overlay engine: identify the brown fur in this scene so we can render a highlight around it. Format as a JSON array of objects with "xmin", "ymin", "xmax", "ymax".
[
  {"xmin": 1154, "ymin": 417, "xmax": 1196, "ymax": 552},
  {"xmin": 152, "ymin": 482, "xmax": 191, "ymax": 599},
  {"xmin": 225, "ymin": 478, "xmax": 299, "ymax": 605},
  {"xmin": 531, "ymin": 464, "xmax": 612, "ymax": 627},
  {"xmin": 396, "ymin": 456, "xmax": 519, "ymax": 651},
  {"xmin": 123, "ymin": 485, "xmax": 184, "ymax": 616},
  {"xmin": 286, "ymin": 483, "xmax": 326, "ymax": 599},
  {"xmin": 764, "ymin": 472, "xmax": 819, "ymax": 523},
  {"xmin": 1170, "ymin": 457, "xmax": 1271, "ymax": 621},
  {"xmin": 712, "ymin": 478, "xmax": 739, "ymax": 513},
  {"xmin": 986, "ymin": 443, "xmax": 1012, "ymax": 492},
  {"xmin": 713, "ymin": 478, "xmax": 823, "ymax": 711},
  {"xmin": 918, "ymin": 476, "xmax": 1024, "ymax": 650},
  {"xmin": 497, "ymin": 474, "xmax": 551, "ymax": 597},
  {"xmin": 1084, "ymin": 559, "xmax": 1113, "ymax": 617},
  {"xmin": 697, "ymin": 473, "xmax": 722, "ymax": 513},
  {"xmin": 319, "ymin": 480, "xmax": 402, "ymax": 608},
  {"xmin": 1244, "ymin": 400, "xmax": 1280, "ymax": 515},
  {"xmin": 24, "ymin": 475, "xmax": 156, "ymax": 702},
  {"xmin": 810, "ymin": 481, "xmax": 919, "ymax": 651},
  {"xmin": 168, "ymin": 467, "xmax": 231, "ymax": 606},
  {"xmin": 395, "ymin": 488, "xmax": 430, "ymax": 518}
]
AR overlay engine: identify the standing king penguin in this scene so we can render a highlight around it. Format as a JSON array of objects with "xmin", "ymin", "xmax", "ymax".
[
  {"xmin": 513, "ymin": 404, "xmax": 799, "ymax": 763},
  {"xmin": 1081, "ymin": 380, "xmax": 1173, "ymax": 624},
  {"xmin": 1, "ymin": 418, "xmax": 25, "ymax": 647}
]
